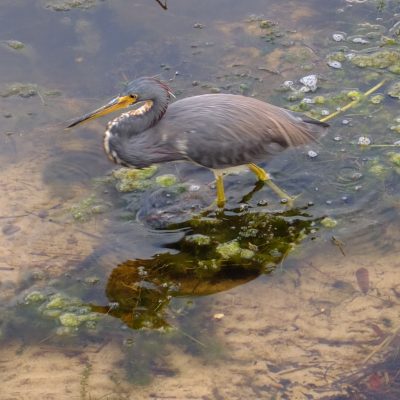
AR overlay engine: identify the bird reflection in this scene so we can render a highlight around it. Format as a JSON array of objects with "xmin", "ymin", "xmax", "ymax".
[{"xmin": 89, "ymin": 208, "xmax": 317, "ymax": 329}]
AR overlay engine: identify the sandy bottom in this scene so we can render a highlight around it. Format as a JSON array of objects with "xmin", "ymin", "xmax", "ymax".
[
  {"xmin": 2, "ymin": 228, "xmax": 400, "ymax": 399},
  {"xmin": 0, "ymin": 154, "xmax": 104, "ymax": 302}
]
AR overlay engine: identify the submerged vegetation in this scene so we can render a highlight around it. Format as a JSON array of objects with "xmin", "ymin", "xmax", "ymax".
[{"xmin": 93, "ymin": 208, "xmax": 317, "ymax": 329}]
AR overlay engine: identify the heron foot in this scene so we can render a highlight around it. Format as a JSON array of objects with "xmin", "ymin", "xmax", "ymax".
[
  {"xmin": 265, "ymin": 179, "xmax": 297, "ymax": 207},
  {"xmin": 248, "ymin": 163, "xmax": 270, "ymax": 181},
  {"xmin": 214, "ymin": 172, "xmax": 226, "ymax": 208},
  {"xmin": 248, "ymin": 163, "xmax": 295, "ymax": 207},
  {"xmin": 279, "ymin": 193, "xmax": 301, "ymax": 208}
]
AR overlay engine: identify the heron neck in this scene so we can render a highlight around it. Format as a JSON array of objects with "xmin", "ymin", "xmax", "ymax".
[
  {"xmin": 108, "ymin": 95, "xmax": 169, "ymax": 138},
  {"xmin": 104, "ymin": 93, "xmax": 171, "ymax": 167},
  {"xmin": 135, "ymin": 96, "xmax": 169, "ymax": 131}
]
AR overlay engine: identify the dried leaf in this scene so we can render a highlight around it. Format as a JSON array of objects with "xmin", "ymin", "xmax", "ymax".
[{"xmin": 356, "ymin": 267, "xmax": 369, "ymax": 294}]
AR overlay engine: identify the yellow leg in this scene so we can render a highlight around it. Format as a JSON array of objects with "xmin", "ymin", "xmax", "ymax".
[
  {"xmin": 248, "ymin": 163, "xmax": 270, "ymax": 181},
  {"xmin": 248, "ymin": 163, "xmax": 294, "ymax": 206},
  {"xmin": 213, "ymin": 171, "xmax": 226, "ymax": 208}
]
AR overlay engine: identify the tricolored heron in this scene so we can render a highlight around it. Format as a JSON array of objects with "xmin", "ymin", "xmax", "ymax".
[{"xmin": 67, "ymin": 77, "xmax": 328, "ymax": 207}]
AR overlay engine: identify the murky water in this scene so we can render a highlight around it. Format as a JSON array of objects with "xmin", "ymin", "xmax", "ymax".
[{"xmin": 1, "ymin": 0, "xmax": 400, "ymax": 398}]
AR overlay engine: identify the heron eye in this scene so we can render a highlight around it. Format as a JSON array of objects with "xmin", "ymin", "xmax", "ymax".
[{"xmin": 130, "ymin": 94, "xmax": 138, "ymax": 100}]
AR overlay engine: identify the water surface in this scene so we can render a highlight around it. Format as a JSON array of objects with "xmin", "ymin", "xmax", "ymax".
[{"xmin": 1, "ymin": 0, "xmax": 400, "ymax": 398}]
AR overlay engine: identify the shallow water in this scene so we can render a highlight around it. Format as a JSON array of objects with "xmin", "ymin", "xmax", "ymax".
[{"xmin": 1, "ymin": 0, "xmax": 400, "ymax": 398}]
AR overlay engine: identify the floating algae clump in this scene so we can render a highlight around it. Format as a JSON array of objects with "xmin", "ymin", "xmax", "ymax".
[
  {"xmin": 5, "ymin": 40, "xmax": 25, "ymax": 50},
  {"xmin": 321, "ymin": 217, "xmax": 338, "ymax": 228},
  {"xmin": 216, "ymin": 240, "xmax": 241, "ymax": 258},
  {"xmin": 314, "ymin": 96, "xmax": 325, "ymax": 105},
  {"xmin": 59, "ymin": 312, "xmax": 98, "ymax": 328},
  {"xmin": 216, "ymin": 240, "xmax": 255, "ymax": 259},
  {"xmin": 46, "ymin": 293, "xmax": 81, "ymax": 309},
  {"xmin": 70, "ymin": 195, "xmax": 108, "ymax": 222},
  {"xmin": 24, "ymin": 291, "xmax": 46, "ymax": 304},
  {"xmin": 42, "ymin": 293, "xmax": 99, "ymax": 330},
  {"xmin": 155, "ymin": 174, "xmax": 178, "ymax": 187},
  {"xmin": 388, "ymin": 82, "xmax": 400, "ymax": 98},
  {"xmin": 184, "ymin": 234, "xmax": 211, "ymax": 246},
  {"xmin": 113, "ymin": 166, "xmax": 157, "ymax": 192},
  {"xmin": 389, "ymin": 152, "xmax": 400, "ymax": 167},
  {"xmin": 369, "ymin": 162, "xmax": 387, "ymax": 177},
  {"xmin": 351, "ymin": 50, "xmax": 400, "ymax": 69},
  {"xmin": 370, "ymin": 94, "xmax": 384, "ymax": 104},
  {"xmin": 347, "ymin": 90, "xmax": 362, "ymax": 101},
  {"xmin": 0, "ymin": 83, "xmax": 37, "ymax": 98},
  {"xmin": 59, "ymin": 313, "xmax": 82, "ymax": 327},
  {"xmin": 45, "ymin": 0, "xmax": 98, "ymax": 11}
]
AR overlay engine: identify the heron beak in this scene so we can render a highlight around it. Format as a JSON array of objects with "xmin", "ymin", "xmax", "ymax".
[{"xmin": 66, "ymin": 95, "xmax": 136, "ymax": 128}]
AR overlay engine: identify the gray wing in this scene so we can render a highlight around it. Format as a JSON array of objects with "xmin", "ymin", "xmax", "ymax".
[{"xmin": 154, "ymin": 94, "xmax": 328, "ymax": 169}]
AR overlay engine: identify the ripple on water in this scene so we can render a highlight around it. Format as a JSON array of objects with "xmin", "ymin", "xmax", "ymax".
[
  {"xmin": 335, "ymin": 165, "xmax": 364, "ymax": 191},
  {"xmin": 42, "ymin": 149, "xmax": 110, "ymax": 198}
]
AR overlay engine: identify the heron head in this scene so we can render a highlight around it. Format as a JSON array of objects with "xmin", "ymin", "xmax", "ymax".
[
  {"xmin": 67, "ymin": 77, "xmax": 173, "ymax": 128},
  {"xmin": 123, "ymin": 77, "xmax": 174, "ymax": 102}
]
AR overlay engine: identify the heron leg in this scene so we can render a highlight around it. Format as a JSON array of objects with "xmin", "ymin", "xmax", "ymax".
[
  {"xmin": 247, "ymin": 163, "xmax": 294, "ymax": 206},
  {"xmin": 213, "ymin": 171, "xmax": 226, "ymax": 208}
]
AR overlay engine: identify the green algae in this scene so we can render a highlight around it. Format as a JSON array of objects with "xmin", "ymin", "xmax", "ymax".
[
  {"xmin": 155, "ymin": 174, "xmax": 178, "ymax": 187},
  {"xmin": 364, "ymin": 72, "xmax": 383, "ymax": 82},
  {"xmin": 369, "ymin": 162, "xmax": 388, "ymax": 177},
  {"xmin": 113, "ymin": 166, "xmax": 157, "ymax": 192},
  {"xmin": 42, "ymin": 309, "xmax": 62, "ymax": 318},
  {"xmin": 84, "ymin": 276, "xmax": 100, "ymax": 285},
  {"xmin": 216, "ymin": 239, "xmax": 242, "ymax": 258},
  {"xmin": 286, "ymin": 90, "xmax": 305, "ymax": 102},
  {"xmin": 314, "ymin": 96, "xmax": 326, "ymax": 105},
  {"xmin": 12, "ymin": 291, "xmax": 101, "ymax": 338},
  {"xmin": 347, "ymin": 90, "xmax": 363, "ymax": 101},
  {"xmin": 24, "ymin": 291, "xmax": 46, "ymax": 304},
  {"xmin": 0, "ymin": 83, "xmax": 38, "ymax": 98},
  {"xmin": 327, "ymin": 52, "xmax": 346, "ymax": 63},
  {"xmin": 216, "ymin": 240, "xmax": 255, "ymax": 259},
  {"xmin": 45, "ymin": 0, "xmax": 98, "ymax": 11},
  {"xmin": 0, "ymin": 82, "xmax": 61, "ymax": 99},
  {"xmin": 59, "ymin": 312, "xmax": 82, "ymax": 327},
  {"xmin": 389, "ymin": 64, "xmax": 400, "ymax": 74},
  {"xmin": 389, "ymin": 152, "xmax": 400, "ymax": 167},
  {"xmin": 390, "ymin": 125, "xmax": 400, "ymax": 133},
  {"xmin": 184, "ymin": 234, "xmax": 211, "ymax": 246},
  {"xmin": 59, "ymin": 312, "xmax": 98, "ymax": 328},
  {"xmin": 46, "ymin": 293, "xmax": 82, "ymax": 309},
  {"xmin": 370, "ymin": 94, "xmax": 384, "ymax": 104},
  {"xmin": 259, "ymin": 20, "xmax": 274, "ymax": 29},
  {"xmin": 4, "ymin": 40, "xmax": 25, "ymax": 50},
  {"xmin": 351, "ymin": 50, "xmax": 400, "ymax": 69},
  {"xmin": 321, "ymin": 217, "xmax": 338, "ymax": 228},
  {"xmin": 388, "ymin": 82, "xmax": 400, "ymax": 98},
  {"xmin": 70, "ymin": 195, "xmax": 108, "ymax": 222},
  {"xmin": 113, "ymin": 166, "xmax": 157, "ymax": 181}
]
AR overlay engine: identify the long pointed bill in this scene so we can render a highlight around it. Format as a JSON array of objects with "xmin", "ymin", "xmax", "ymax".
[{"xmin": 66, "ymin": 95, "xmax": 136, "ymax": 128}]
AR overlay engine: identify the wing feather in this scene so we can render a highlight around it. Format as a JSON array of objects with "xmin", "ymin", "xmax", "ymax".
[{"xmin": 153, "ymin": 94, "xmax": 328, "ymax": 169}]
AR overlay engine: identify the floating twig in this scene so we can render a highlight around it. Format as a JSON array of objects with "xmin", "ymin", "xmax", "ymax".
[
  {"xmin": 369, "ymin": 144, "xmax": 400, "ymax": 147},
  {"xmin": 364, "ymin": 323, "xmax": 400, "ymax": 364},
  {"xmin": 155, "ymin": 0, "xmax": 167, "ymax": 10},
  {"xmin": 331, "ymin": 236, "xmax": 346, "ymax": 256},
  {"xmin": 319, "ymin": 79, "xmax": 387, "ymax": 123}
]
